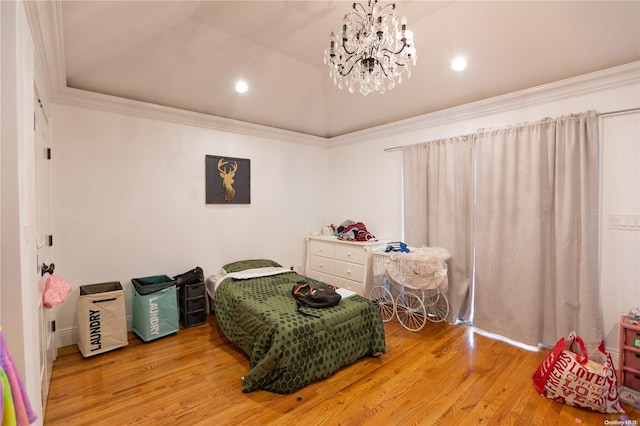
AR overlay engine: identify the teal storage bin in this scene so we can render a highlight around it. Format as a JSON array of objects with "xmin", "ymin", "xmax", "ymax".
[{"xmin": 131, "ymin": 275, "xmax": 178, "ymax": 342}]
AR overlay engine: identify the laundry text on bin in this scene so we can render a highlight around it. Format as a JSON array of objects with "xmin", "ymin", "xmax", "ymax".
[
  {"xmin": 149, "ymin": 297, "xmax": 160, "ymax": 335},
  {"xmin": 89, "ymin": 309, "xmax": 102, "ymax": 351}
]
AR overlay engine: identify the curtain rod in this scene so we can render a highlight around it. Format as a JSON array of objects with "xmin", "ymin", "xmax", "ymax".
[
  {"xmin": 596, "ymin": 107, "xmax": 640, "ymax": 117},
  {"xmin": 383, "ymin": 107, "xmax": 640, "ymax": 152}
]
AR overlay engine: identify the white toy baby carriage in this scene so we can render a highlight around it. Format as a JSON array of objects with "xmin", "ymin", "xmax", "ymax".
[{"xmin": 370, "ymin": 245, "xmax": 451, "ymax": 331}]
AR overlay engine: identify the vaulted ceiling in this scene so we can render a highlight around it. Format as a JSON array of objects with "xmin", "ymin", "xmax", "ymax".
[{"xmin": 57, "ymin": 1, "xmax": 640, "ymax": 138}]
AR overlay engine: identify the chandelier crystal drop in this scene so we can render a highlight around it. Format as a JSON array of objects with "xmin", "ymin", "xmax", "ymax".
[{"xmin": 323, "ymin": 0, "xmax": 417, "ymax": 96}]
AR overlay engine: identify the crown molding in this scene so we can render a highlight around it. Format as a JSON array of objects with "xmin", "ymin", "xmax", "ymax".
[
  {"xmin": 329, "ymin": 61, "xmax": 640, "ymax": 146},
  {"xmin": 53, "ymin": 86, "xmax": 329, "ymax": 148}
]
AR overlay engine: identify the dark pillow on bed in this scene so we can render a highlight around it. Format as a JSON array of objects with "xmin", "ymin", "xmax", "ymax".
[{"xmin": 222, "ymin": 259, "xmax": 282, "ymax": 273}]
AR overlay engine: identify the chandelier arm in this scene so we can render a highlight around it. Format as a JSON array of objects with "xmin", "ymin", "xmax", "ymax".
[
  {"xmin": 345, "ymin": 11, "xmax": 367, "ymax": 28},
  {"xmin": 352, "ymin": 2, "xmax": 369, "ymax": 16},
  {"xmin": 380, "ymin": 42, "xmax": 408, "ymax": 56},
  {"xmin": 380, "ymin": 52, "xmax": 409, "ymax": 68},
  {"xmin": 341, "ymin": 54, "xmax": 357, "ymax": 66},
  {"xmin": 342, "ymin": 44, "xmax": 359, "ymax": 56},
  {"xmin": 378, "ymin": 50, "xmax": 409, "ymax": 69},
  {"xmin": 378, "ymin": 66, "xmax": 390, "ymax": 78},
  {"xmin": 379, "ymin": 3, "xmax": 396, "ymax": 14},
  {"xmin": 337, "ymin": 62, "xmax": 358, "ymax": 77},
  {"xmin": 379, "ymin": 51, "xmax": 394, "ymax": 63},
  {"xmin": 332, "ymin": 54, "xmax": 359, "ymax": 73}
]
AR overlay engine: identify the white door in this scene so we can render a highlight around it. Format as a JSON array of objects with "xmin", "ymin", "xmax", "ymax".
[{"xmin": 34, "ymin": 90, "xmax": 55, "ymax": 411}]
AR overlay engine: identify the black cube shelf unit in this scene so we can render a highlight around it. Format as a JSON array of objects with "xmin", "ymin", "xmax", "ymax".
[{"xmin": 178, "ymin": 282, "xmax": 207, "ymax": 327}]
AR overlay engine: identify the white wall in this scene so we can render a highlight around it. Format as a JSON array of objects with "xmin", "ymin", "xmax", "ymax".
[
  {"xmin": 51, "ymin": 104, "xmax": 329, "ymax": 346},
  {"xmin": 326, "ymin": 67, "xmax": 640, "ymax": 357},
  {"xmin": 600, "ymin": 112, "xmax": 640, "ymax": 347}
]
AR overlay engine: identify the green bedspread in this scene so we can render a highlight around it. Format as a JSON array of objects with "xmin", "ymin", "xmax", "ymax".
[{"xmin": 214, "ymin": 271, "xmax": 386, "ymax": 393}]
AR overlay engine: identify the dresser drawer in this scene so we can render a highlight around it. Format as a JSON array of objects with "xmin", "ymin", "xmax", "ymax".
[
  {"xmin": 179, "ymin": 295, "xmax": 205, "ymax": 313},
  {"xmin": 335, "ymin": 260, "xmax": 365, "ymax": 283},
  {"xmin": 181, "ymin": 282, "xmax": 205, "ymax": 299},
  {"xmin": 309, "ymin": 240, "xmax": 336, "ymax": 258},
  {"xmin": 331, "ymin": 275, "xmax": 364, "ymax": 295},
  {"xmin": 308, "ymin": 255, "xmax": 336, "ymax": 275},
  {"xmin": 624, "ymin": 350, "xmax": 640, "ymax": 371},
  {"xmin": 307, "ymin": 270, "xmax": 338, "ymax": 287},
  {"xmin": 625, "ymin": 328, "xmax": 640, "ymax": 349},
  {"xmin": 335, "ymin": 244, "xmax": 366, "ymax": 264},
  {"xmin": 180, "ymin": 310, "xmax": 206, "ymax": 328},
  {"xmin": 623, "ymin": 371, "xmax": 640, "ymax": 391},
  {"xmin": 308, "ymin": 269, "xmax": 364, "ymax": 296}
]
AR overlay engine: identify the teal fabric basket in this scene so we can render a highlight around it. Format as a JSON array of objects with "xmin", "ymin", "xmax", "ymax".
[
  {"xmin": 132, "ymin": 274, "xmax": 177, "ymax": 295},
  {"xmin": 132, "ymin": 275, "xmax": 178, "ymax": 342}
]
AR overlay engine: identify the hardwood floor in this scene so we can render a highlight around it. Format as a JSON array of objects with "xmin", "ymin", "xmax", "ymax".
[{"xmin": 45, "ymin": 315, "xmax": 639, "ymax": 425}]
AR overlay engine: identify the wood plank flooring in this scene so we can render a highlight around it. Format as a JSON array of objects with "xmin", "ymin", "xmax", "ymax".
[{"xmin": 44, "ymin": 315, "xmax": 639, "ymax": 425}]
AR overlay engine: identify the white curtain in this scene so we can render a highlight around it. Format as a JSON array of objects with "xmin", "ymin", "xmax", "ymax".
[
  {"xmin": 402, "ymin": 111, "xmax": 602, "ymax": 346},
  {"xmin": 473, "ymin": 111, "xmax": 601, "ymax": 346},
  {"xmin": 403, "ymin": 136, "xmax": 474, "ymax": 323}
]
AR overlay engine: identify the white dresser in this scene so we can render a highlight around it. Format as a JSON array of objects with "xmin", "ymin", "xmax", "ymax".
[{"xmin": 305, "ymin": 235, "xmax": 384, "ymax": 296}]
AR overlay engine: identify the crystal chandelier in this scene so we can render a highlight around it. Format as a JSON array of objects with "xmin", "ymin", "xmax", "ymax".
[{"xmin": 323, "ymin": 0, "xmax": 417, "ymax": 96}]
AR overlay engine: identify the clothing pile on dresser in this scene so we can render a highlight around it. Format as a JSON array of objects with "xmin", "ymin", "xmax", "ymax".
[{"xmin": 335, "ymin": 219, "xmax": 376, "ymax": 242}]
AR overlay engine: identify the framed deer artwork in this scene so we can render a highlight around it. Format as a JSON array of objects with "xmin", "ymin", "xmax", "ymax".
[{"xmin": 205, "ymin": 155, "xmax": 251, "ymax": 204}]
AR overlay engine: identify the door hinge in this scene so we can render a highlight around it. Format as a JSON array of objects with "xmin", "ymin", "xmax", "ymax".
[
  {"xmin": 50, "ymin": 320, "xmax": 56, "ymax": 332},
  {"xmin": 46, "ymin": 148, "xmax": 52, "ymax": 160},
  {"xmin": 47, "ymin": 235, "xmax": 53, "ymax": 247}
]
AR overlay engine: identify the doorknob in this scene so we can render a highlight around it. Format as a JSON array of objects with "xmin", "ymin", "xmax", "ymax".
[{"xmin": 41, "ymin": 263, "xmax": 55, "ymax": 277}]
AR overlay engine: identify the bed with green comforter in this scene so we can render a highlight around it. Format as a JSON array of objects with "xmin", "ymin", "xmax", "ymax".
[{"xmin": 212, "ymin": 260, "xmax": 386, "ymax": 393}]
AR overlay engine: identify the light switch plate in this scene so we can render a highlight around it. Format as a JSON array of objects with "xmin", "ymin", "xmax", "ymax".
[{"xmin": 609, "ymin": 215, "xmax": 640, "ymax": 230}]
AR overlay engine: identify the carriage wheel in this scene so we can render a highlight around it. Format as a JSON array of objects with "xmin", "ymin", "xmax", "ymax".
[
  {"xmin": 369, "ymin": 285, "xmax": 395, "ymax": 322},
  {"xmin": 395, "ymin": 292, "xmax": 427, "ymax": 331},
  {"xmin": 423, "ymin": 289, "xmax": 450, "ymax": 322}
]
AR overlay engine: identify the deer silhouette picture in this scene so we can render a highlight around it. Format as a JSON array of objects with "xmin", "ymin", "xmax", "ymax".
[
  {"xmin": 217, "ymin": 158, "xmax": 238, "ymax": 202},
  {"xmin": 205, "ymin": 155, "xmax": 250, "ymax": 204}
]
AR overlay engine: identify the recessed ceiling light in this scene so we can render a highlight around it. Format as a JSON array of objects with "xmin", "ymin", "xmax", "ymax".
[
  {"xmin": 451, "ymin": 56, "xmax": 467, "ymax": 72},
  {"xmin": 235, "ymin": 80, "xmax": 248, "ymax": 94}
]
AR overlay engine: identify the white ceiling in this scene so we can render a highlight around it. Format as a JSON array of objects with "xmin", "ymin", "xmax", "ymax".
[{"xmin": 59, "ymin": 1, "xmax": 640, "ymax": 138}]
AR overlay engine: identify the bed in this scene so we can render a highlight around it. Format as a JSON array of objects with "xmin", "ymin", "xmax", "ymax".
[{"xmin": 206, "ymin": 259, "xmax": 386, "ymax": 393}]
